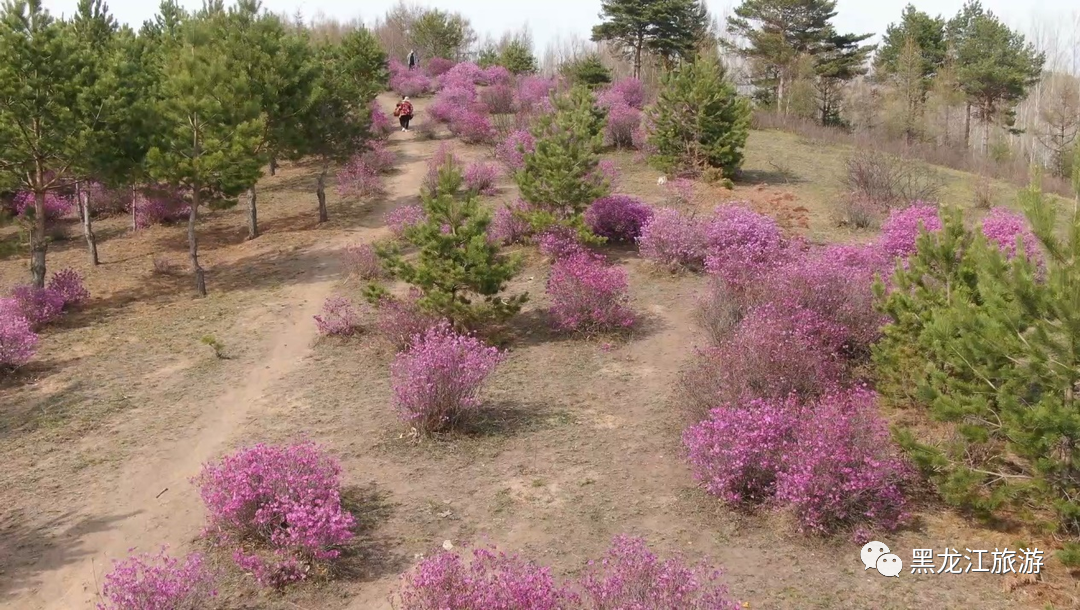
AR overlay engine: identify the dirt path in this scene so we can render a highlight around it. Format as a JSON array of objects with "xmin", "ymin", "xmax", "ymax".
[{"xmin": 9, "ymin": 131, "xmax": 430, "ymax": 610}]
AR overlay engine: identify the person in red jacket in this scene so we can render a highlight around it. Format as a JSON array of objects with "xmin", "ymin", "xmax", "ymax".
[{"xmin": 393, "ymin": 96, "xmax": 414, "ymax": 131}]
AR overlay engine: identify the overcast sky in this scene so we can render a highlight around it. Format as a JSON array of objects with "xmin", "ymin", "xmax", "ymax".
[{"xmin": 41, "ymin": 0, "xmax": 1080, "ymax": 59}]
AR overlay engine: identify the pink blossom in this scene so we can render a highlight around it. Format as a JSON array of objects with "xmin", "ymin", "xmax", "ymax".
[
  {"xmin": 313, "ymin": 296, "xmax": 360, "ymax": 336},
  {"xmin": 584, "ymin": 195, "xmax": 654, "ymax": 243},
  {"xmin": 0, "ymin": 298, "xmax": 38, "ymax": 370},
  {"xmin": 880, "ymin": 203, "xmax": 942, "ymax": 258},
  {"xmin": 636, "ymin": 208, "xmax": 709, "ymax": 271},
  {"xmin": 547, "ymin": 252, "xmax": 635, "ymax": 333},
  {"xmin": 97, "ymin": 547, "xmax": 216, "ymax": 610}
]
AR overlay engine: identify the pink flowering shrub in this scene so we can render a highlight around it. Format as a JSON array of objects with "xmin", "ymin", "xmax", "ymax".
[
  {"xmin": 194, "ymin": 443, "xmax": 355, "ymax": 586},
  {"xmin": 590, "ymin": 159, "xmax": 620, "ymax": 190},
  {"xmin": 361, "ymin": 139, "xmax": 397, "ymax": 174},
  {"xmin": 776, "ymin": 387, "xmax": 911, "ymax": 534},
  {"xmin": 47, "ymin": 268, "xmax": 90, "ymax": 309},
  {"xmin": 389, "ymin": 321, "xmax": 504, "ymax": 434},
  {"xmin": 538, "ymin": 227, "xmax": 586, "ymax": 262},
  {"xmin": 385, "ymin": 204, "xmax": 428, "ymax": 239},
  {"xmin": 483, "ymin": 64, "xmax": 513, "ymax": 86},
  {"xmin": 130, "ymin": 190, "xmax": 190, "ymax": 229},
  {"xmin": 370, "ymin": 101, "xmax": 395, "ymax": 139},
  {"xmin": 516, "ymin": 75, "xmax": 557, "ymax": 115},
  {"xmin": 981, "ymin": 206, "xmax": 1041, "ymax": 262},
  {"xmin": 430, "ymin": 85, "xmax": 477, "ymax": 124},
  {"xmin": 336, "ymin": 155, "xmax": 384, "ymax": 199},
  {"xmin": 684, "ymin": 396, "xmax": 800, "ymax": 505},
  {"xmin": 603, "ymin": 102, "xmax": 641, "ymax": 149},
  {"xmin": 449, "ymin": 108, "xmax": 495, "ymax": 144},
  {"xmin": 494, "ymin": 129, "xmax": 535, "ymax": 173},
  {"xmin": 343, "ymin": 243, "xmax": 383, "ymax": 279},
  {"xmin": 97, "ymin": 548, "xmax": 216, "ymax": 610},
  {"xmin": 9, "ymin": 285, "xmax": 65, "ymax": 328},
  {"xmin": 547, "ymin": 253, "xmax": 634, "ymax": 333},
  {"xmin": 392, "ymin": 71, "xmax": 432, "ymax": 97},
  {"xmin": 423, "ymin": 143, "xmax": 461, "ymax": 193},
  {"xmin": 584, "ymin": 195, "xmax": 654, "ymax": 243},
  {"xmin": 488, "ymin": 199, "xmax": 533, "ymax": 246},
  {"xmin": 0, "ymin": 300, "xmax": 38, "ymax": 370},
  {"xmin": 423, "ymin": 57, "xmax": 455, "ymax": 79},
  {"xmin": 313, "ymin": 296, "xmax": 360, "ymax": 336},
  {"xmin": 596, "ymin": 78, "xmax": 647, "ymax": 110},
  {"xmin": 373, "ymin": 290, "xmax": 441, "ymax": 350},
  {"xmin": 880, "ymin": 203, "xmax": 941, "ymax": 258},
  {"xmin": 480, "ymin": 84, "xmax": 516, "ymax": 114},
  {"xmin": 703, "ymin": 205, "xmax": 787, "ymax": 293},
  {"xmin": 393, "ymin": 546, "xmax": 568, "ymax": 610},
  {"xmin": 13, "ymin": 191, "xmax": 75, "ymax": 221},
  {"xmin": 438, "ymin": 61, "xmax": 483, "ymax": 88},
  {"xmin": 636, "ymin": 208, "xmax": 709, "ymax": 271},
  {"xmin": 463, "ymin": 161, "xmax": 500, "ymax": 196},
  {"xmin": 577, "ymin": 535, "xmax": 740, "ymax": 610},
  {"xmin": 666, "ymin": 177, "xmax": 695, "ymax": 205}
]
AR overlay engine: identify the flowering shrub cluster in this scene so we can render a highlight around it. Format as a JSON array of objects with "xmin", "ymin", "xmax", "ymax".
[
  {"xmin": 194, "ymin": 443, "xmax": 355, "ymax": 587},
  {"xmin": 666, "ymin": 177, "xmax": 695, "ymax": 205},
  {"xmin": 547, "ymin": 253, "xmax": 634, "ymax": 333},
  {"xmin": 13, "ymin": 191, "xmax": 75, "ymax": 221},
  {"xmin": 424, "ymin": 57, "xmax": 456, "ymax": 78},
  {"xmin": 430, "ymin": 86, "xmax": 477, "ymax": 124},
  {"xmin": 494, "ymin": 129, "xmax": 535, "ymax": 173},
  {"xmin": 685, "ymin": 388, "xmax": 910, "ymax": 534},
  {"xmin": 591, "ymin": 158, "xmax": 620, "ymax": 190},
  {"xmin": 449, "ymin": 109, "xmax": 496, "ymax": 144},
  {"xmin": 130, "ymin": 190, "xmax": 190, "ymax": 229},
  {"xmin": 636, "ymin": 207, "xmax": 709, "ymax": 271},
  {"xmin": 389, "ymin": 321, "xmax": 503, "ymax": 434},
  {"xmin": 97, "ymin": 548, "xmax": 216, "ymax": 610},
  {"xmin": 537, "ymin": 227, "xmax": 586, "ymax": 262},
  {"xmin": 480, "ymin": 84, "xmax": 516, "ymax": 114},
  {"xmin": 483, "ymin": 64, "xmax": 513, "ymax": 86},
  {"xmin": 438, "ymin": 61, "xmax": 483, "ymax": 87},
  {"xmin": 313, "ymin": 296, "xmax": 360, "ymax": 336},
  {"xmin": 390, "ymin": 59, "xmax": 432, "ymax": 97},
  {"xmin": 584, "ymin": 195, "xmax": 654, "ymax": 243},
  {"xmin": 342, "ymin": 243, "xmax": 383, "ymax": 280},
  {"xmin": 9, "ymin": 284, "xmax": 66, "ymax": 328},
  {"xmin": 385, "ymin": 204, "xmax": 428, "ymax": 239},
  {"xmin": 603, "ymin": 103, "xmax": 641, "ymax": 149},
  {"xmin": 336, "ymin": 155, "xmax": 384, "ymax": 199},
  {"xmin": 373, "ymin": 290, "xmax": 441, "ymax": 350},
  {"xmin": 423, "ymin": 143, "xmax": 461, "ymax": 193},
  {"xmin": 487, "ymin": 199, "xmax": 533, "ymax": 246},
  {"xmin": 981, "ymin": 206, "xmax": 1041, "ymax": 262},
  {"xmin": 393, "ymin": 536, "xmax": 740, "ymax": 610},
  {"xmin": 463, "ymin": 161, "xmax": 500, "ymax": 196},
  {"xmin": 370, "ymin": 101, "xmax": 395, "ymax": 139},
  {"xmin": 0, "ymin": 299, "xmax": 38, "ymax": 370},
  {"xmin": 596, "ymin": 78, "xmax": 647, "ymax": 110},
  {"xmin": 879, "ymin": 203, "xmax": 942, "ymax": 258},
  {"xmin": 703, "ymin": 204, "xmax": 787, "ymax": 293},
  {"xmin": 47, "ymin": 268, "xmax": 90, "ymax": 309},
  {"xmin": 515, "ymin": 75, "xmax": 557, "ymax": 116}
]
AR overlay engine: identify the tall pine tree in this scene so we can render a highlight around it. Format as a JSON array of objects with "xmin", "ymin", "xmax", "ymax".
[{"xmin": 591, "ymin": 0, "xmax": 710, "ymax": 78}]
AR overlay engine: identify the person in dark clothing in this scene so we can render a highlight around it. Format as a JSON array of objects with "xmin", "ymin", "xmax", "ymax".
[
  {"xmin": 394, "ymin": 96, "xmax": 414, "ymax": 131},
  {"xmin": 408, "ymin": 50, "xmax": 417, "ymax": 70}
]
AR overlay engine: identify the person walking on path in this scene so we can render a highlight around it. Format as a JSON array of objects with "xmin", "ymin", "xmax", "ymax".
[
  {"xmin": 394, "ymin": 96, "xmax": 414, "ymax": 131},
  {"xmin": 408, "ymin": 49, "xmax": 417, "ymax": 70}
]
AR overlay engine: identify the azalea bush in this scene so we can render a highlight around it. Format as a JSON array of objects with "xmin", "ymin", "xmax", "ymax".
[
  {"xmin": 194, "ymin": 443, "xmax": 355, "ymax": 587},
  {"xmin": 596, "ymin": 78, "xmax": 647, "ymax": 110},
  {"xmin": 369, "ymin": 101, "xmax": 395, "ymax": 139},
  {"xmin": 385, "ymin": 204, "xmax": 428, "ymax": 239},
  {"xmin": 703, "ymin": 205, "xmax": 787, "ymax": 293},
  {"xmin": 981, "ymin": 206, "xmax": 1041, "ymax": 262},
  {"xmin": 584, "ymin": 195, "xmax": 653, "ymax": 243},
  {"xmin": 130, "ymin": 191, "xmax": 190, "ymax": 229},
  {"xmin": 879, "ymin": 203, "xmax": 942, "ymax": 258},
  {"xmin": 389, "ymin": 321, "xmax": 503, "ymax": 434},
  {"xmin": 636, "ymin": 208, "xmax": 709, "ymax": 271},
  {"xmin": 480, "ymin": 84, "xmax": 516, "ymax": 115},
  {"xmin": 463, "ymin": 161, "xmax": 500, "ymax": 196},
  {"xmin": 337, "ymin": 156, "xmax": 384, "ymax": 199},
  {"xmin": 13, "ymin": 191, "xmax": 75, "ymax": 221},
  {"xmin": 547, "ymin": 253, "xmax": 634, "ymax": 333},
  {"xmin": 603, "ymin": 102, "xmax": 641, "ymax": 149},
  {"xmin": 342, "ymin": 243, "xmax": 383, "ymax": 280},
  {"xmin": 9, "ymin": 285, "xmax": 65, "ymax": 328},
  {"xmin": 97, "ymin": 548, "xmax": 216, "ymax": 610},
  {"xmin": 0, "ymin": 301, "xmax": 38, "ymax": 370},
  {"xmin": 372, "ymin": 289, "xmax": 441, "ymax": 350},
  {"xmin": 314, "ymin": 296, "xmax": 361, "ymax": 336},
  {"xmin": 494, "ymin": 129, "xmax": 535, "ymax": 172},
  {"xmin": 47, "ymin": 268, "xmax": 90, "ymax": 309},
  {"xmin": 488, "ymin": 199, "xmax": 533, "ymax": 246},
  {"xmin": 537, "ymin": 227, "xmax": 586, "ymax": 262},
  {"xmin": 449, "ymin": 108, "xmax": 495, "ymax": 144}
]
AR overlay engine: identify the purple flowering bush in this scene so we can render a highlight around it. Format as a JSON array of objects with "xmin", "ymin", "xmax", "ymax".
[
  {"xmin": 130, "ymin": 190, "xmax": 190, "ymax": 229},
  {"xmin": 480, "ymin": 84, "xmax": 516, "ymax": 115},
  {"xmin": 13, "ymin": 191, "xmax": 75, "ymax": 221},
  {"xmin": 596, "ymin": 78, "xmax": 647, "ymax": 110},
  {"xmin": 590, "ymin": 159, "xmax": 620, "ymax": 190},
  {"xmin": 342, "ymin": 243, "xmax": 383, "ymax": 280},
  {"xmin": 584, "ymin": 195, "xmax": 654, "ymax": 243},
  {"xmin": 636, "ymin": 208, "xmax": 709, "ymax": 271},
  {"xmin": 97, "ymin": 548, "xmax": 216, "ymax": 610},
  {"xmin": 370, "ymin": 101, "xmax": 395, "ymax": 139},
  {"xmin": 494, "ymin": 129, "xmax": 535, "ymax": 173},
  {"xmin": 430, "ymin": 85, "xmax": 477, "ymax": 124},
  {"xmin": 463, "ymin": 161, "xmax": 500, "ymax": 196},
  {"xmin": 389, "ymin": 321, "xmax": 504, "ymax": 434},
  {"xmin": 684, "ymin": 396, "xmax": 800, "ymax": 505},
  {"xmin": 194, "ymin": 443, "xmax": 355, "ymax": 587},
  {"xmin": 449, "ymin": 108, "xmax": 496, "ymax": 144},
  {"xmin": 603, "ymin": 102, "xmax": 641, "ymax": 149},
  {"xmin": 373, "ymin": 290, "xmax": 442, "ymax": 350},
  {"xmin": 577, "ymin": 535, "xmax": 741, "ymax": 610},
  {"xmin": 0, "ymin": 299, "xmax": 38, "ymax": 370},
  {"xmin": 439, "ymin": 61, "xmax": 484, "ymax": 88},
  {"xmin": 981, "ymin": 206, "xmax": 1041, "ymax": 262},
  {"xmin": 516, "ymin": 75, "xmax": 557, "ymax": 116},
  {"xmin": 776, "ymin": 387, "xmax": 911, "ymax": 534},
  {"xmin": 880, "ymin": 203, "xmax": 942, "ymax": 258},
  {"xmin": 547, "ymin": 253, "xmax": 634, "ymax": 333},
  {"xmin": 314, "ymin": 296, "xmax": 361, "ymax": 336},
  {"xmin": 488, "ymin": 199, "xmax": 534, "ymax": 246},
  {"xmin": 483, "ymin": 64, "xmax": 513, "ymax": 86},
  {"xmin": 47, "ymin": 268, "xmax": 90, "ymax": 309},
  {"xmin": 537, "ymin": 228, "xmax": 586, "ymax": 262},
  {"xmin": 9, "ymin": 285, "xmax": 65, "ymax": 328},
  {"xmin": 423, "ymin": 57, "xmax": 455, "ymax": 79},
  {"xmin": 385, "ymin": 204, "xmax": 428, "ymax": 239},
  {"xmin": 337, "ymin": 156, "xmax": 384, "ymax": 199},
  {"xmin": 703, "ymin": 204, "xmax": 787, "ymax": 293}
]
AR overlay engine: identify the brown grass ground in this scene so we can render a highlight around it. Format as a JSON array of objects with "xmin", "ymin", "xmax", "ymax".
[{"xmin": 1, "ymin": 94, "xmax": 1077, "ymax": 609}]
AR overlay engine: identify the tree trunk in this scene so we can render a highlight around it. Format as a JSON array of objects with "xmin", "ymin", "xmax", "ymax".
[
  {"xmin": 317, "ymin": 163, "xmax": 328, "ymax": 223},
  {"xmin": 246, "ymin": 185, "xmax": 259, "ymax": 240},
  {"xmin": 633, "ymin": 33, "xmax": 643, "ymax": 79},
  {"xmin": 269, "ymin": 157, "xmax": 277, "ymax": 176},
  {"xmin": 777, "ymin": 72, "xmax": 786, "ymax": 116},
  {"xmin": 131, "ymin": 184, "xmax": 138, "ymax": 230},
  {"xmin": 964, "ymin": 101, "xmax": 972, "ymax": 150},
  {"xmin": 188, "ymin": 191, "xmax": 206, "ymax": 297},
  {"xmin": 30, "ymin": 189, "xmax": 47, "ymax": 288},
  {"xmin": 77, "ymin": 181, "xmax": 99, "ymax": 265}
]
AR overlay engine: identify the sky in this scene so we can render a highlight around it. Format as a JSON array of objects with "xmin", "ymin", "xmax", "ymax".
[{"xmin": 41, "ymin": 0, "xmax": 1080, "ymax": 60}]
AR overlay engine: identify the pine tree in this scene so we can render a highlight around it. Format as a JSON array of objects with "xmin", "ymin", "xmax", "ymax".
[
  {"xmin": 560, "ymin": 54, "xmax": 612, "ymax": 89},
  {"xmin": 873, "ymin": 3, "xmax": 947, "ymax": 94},
  {"xmin": 646, "ymin": 54, "xmax": 751, "ymax": 181},
  {"xmin": 0, "ymin": 0, "xmax": 100, "ymax": 287},
  {"xmin": 410, "ymin": 8, "xmax": 473, "ymax": 61},
  {"xmin": 591, "ymin": 0, "xmax": 710, "ymax": 78},
  {"xmin": 882, "ymin": 35, "xmax": 928, "ymax": 142},
  {"xmin": 516, "ymin": 86, "xmax": 610, "ymax": 237},
  {"xmin": 497, "ymin": 38, "xmax": 537, "ymax": 75},
  {"xmin": 144, "ymin": 16, "xmax": 265, "ymax": 296},
  {"xmin": 370, "ymin": 159, "xmax": 527, "ymax": 330}
]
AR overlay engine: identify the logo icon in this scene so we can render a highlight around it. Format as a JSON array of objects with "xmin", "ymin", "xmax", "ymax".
[{"xmin": 861, "ymin": 541, "xmax": 903, "ymax": 577}]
